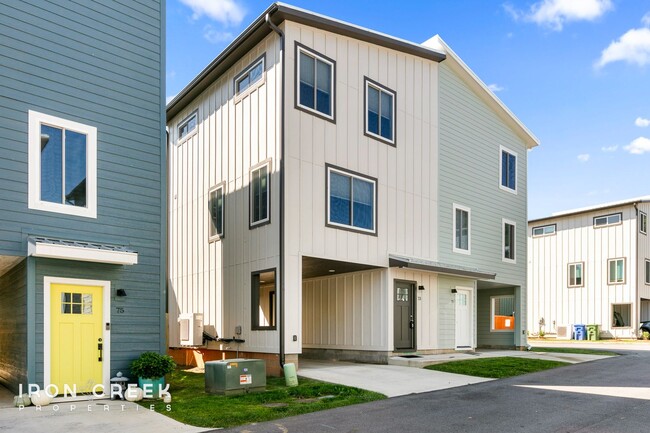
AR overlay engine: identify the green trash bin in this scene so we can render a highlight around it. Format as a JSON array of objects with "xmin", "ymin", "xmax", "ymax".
[{"xmin": 586, "ymin": 324, "xmax": 600, "ymax": 341}]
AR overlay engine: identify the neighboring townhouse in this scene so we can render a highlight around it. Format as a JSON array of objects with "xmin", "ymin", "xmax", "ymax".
[
  {"xmin": 166, "ymin": 3, "xmax": 538, "ymax": 373},
  {"xmin": 528, "ymin": 197, "xmax": 650, "ymax": 339},
  {"xmin": 0, "ymin": 1, "xmax": 166, "ymax": 394}
]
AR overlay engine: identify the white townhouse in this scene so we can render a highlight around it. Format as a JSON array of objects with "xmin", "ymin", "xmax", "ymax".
[
  {"xmin": 166, "ymin": 3, "xmax": 539, "ymax": 374},
  {"xmin": 528, "ymin": 197, "xmax": 650, "ymax": 339}
]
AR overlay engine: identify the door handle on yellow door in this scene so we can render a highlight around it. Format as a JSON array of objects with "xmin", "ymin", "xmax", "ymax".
[{"xmin": 98, "ymin": 339, "xmax": 103, "ymax": 362}]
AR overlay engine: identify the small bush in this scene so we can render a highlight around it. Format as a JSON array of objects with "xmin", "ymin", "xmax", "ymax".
[
  {"xmin": 643, "ymin": 331, "xmax": 650, "ymax": 341},
  {"xmin": 130, "ymin": 352, "xmax": 176, "ymax": 379}
]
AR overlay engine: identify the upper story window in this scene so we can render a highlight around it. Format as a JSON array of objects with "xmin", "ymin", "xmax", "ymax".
[
  {"xmin": 640, "ymin": 211, "xmax": 647, "ymax": 235},
  {"xmin": 532, "ymin": 224, "xmax": 556, "ymax": 237},
  {"xmin": 208, "ymin": 184, "xmax": 225, "ymax": 241},
  {"xmin": 499, "ymin": 146, "xmax": 517, "ymax": 193},
  {"xmin": 250, "ymin": 162, "xmax": 270, "ymax": 228},
  {"xmin": 594, "ymin": 212, "xmax": 621, "ymax": 228},
  {"xmin": 178, "ymin": 111, "xmax": 197, "ymax": 141},
  {"xmin": 364, "ymin": 77, "xmax": 396, "ymax": 145},
  {"xmin": 452, "ymin": 204, "xmax": 470, "ymax": 254},
  {"xmin": 296, "ymin": 43, "xmax": 335, "ymax": 121},
  {"xmin": 235, "ymin": 55, "xmax": 265, "ymax": 95},
  {"xmin": 568, "ymin": 262, "xmax": 584, "ymax": 287},
  {"xmin": 645, "ymin": 259, "xmax": 650, "ymax": 285},
  {"xmin": 28, "ymin": 110, "xmax": 97, "ymax": 218},
  {"xmin": 502, "ymin": 219, "xmax": 516, "ymax": 263},
  {"xmin": 607, "ymin": 258, "xmax": 625, "ymax": 284},
  {"xmin": 326, "ymin": 165, "xmax": 376, "ymax": 235}
]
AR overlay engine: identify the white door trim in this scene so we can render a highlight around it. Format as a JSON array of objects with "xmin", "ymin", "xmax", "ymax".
[
  {"xmin": 44, "ymin": 276, "xmax": 111, "ymax": 394},
  {"xmin": 455, "ymin": 286, "xmax": 474, "ymax": 350}
]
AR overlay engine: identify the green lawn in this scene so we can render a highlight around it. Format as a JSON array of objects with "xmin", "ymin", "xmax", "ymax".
[
  {"xmin": 530, "ymin": 347, "xmax": 617, "ymax": 356},
  {"xmin": 141, "ymin": 369, "xmax": 385, "ymax": 429},
  {"xmin": 425, "ymin": 357, "xmax": 569, "ymax": 378}
]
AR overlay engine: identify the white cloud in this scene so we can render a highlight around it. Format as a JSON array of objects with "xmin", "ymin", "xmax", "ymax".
[
  {"xmin": 203, "ymin": 25, "xmax": 233, "ymax": 44},
  {"xmin": 487, "ymin": 83, "xmax": 504, "ymax": 92},
  {"xmin": 577, "ymin": 153, "xmax": 590, "ymax": 162},
  {"xmin": 587, "ymin": 188, "xmax": 611, "ymax": 197},
  {"xmin": 601, "ymin": 145, "xmax": 618, "ymax": 152},
  {"xmin": 636, "ymin": 117, "xmax": 650, "ymax": 127},
  {"xmin": 505, "ymin": 0, "xmax": 613, "ymax": 31},
  {"xmin": 596, "ymin": 27, "xmax": 650, "ymax": 68},
  {"xmin": 166, "ymin": 95, "xmax": 177, "ymax": 105},
  {"xmin": 624, "ymin": 136, "xmax": 650, "ymax": 154},
  {"xmin": 179, "ymin": 0, "xmax": 245, "ymax": 26},
  {"xmin": 643, "ymin": 12, "xmax": 650, "ymax": 27}
]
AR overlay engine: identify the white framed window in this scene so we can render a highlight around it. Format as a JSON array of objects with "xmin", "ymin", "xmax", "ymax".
[
  {"xmin": 490, "ymin": 295, "xmax": 515, "ymax": 332},
  {"xmin": 296, "ymin": 43, "xmax": 335, "ymax": 121},
  {"xmin": 364, "ymin": 77, "xmax": 396, "ymax": 145},
  {"xmin": 593, "ymin": 212, "xmax": 621, "ymax": 228},
  {"xmin": 612, "ymin": 303, "xmax": 631, "ymax": 328},
  {"xmin": 502, "ymin": 219, "xmax": 516, "ymax": 263},
  {"xmin": 326, "ymin": 164, "xmax": 377, "ymax": 235},
  {"xmin": 532, "ymin": 224, "xmax": 556, "ymax": 237},
  {"xmin": 452, "ymin": 204, "xmax": 470, "ymax": 254},
  {"xmin": 607, "ymin": 258, "xmax": 626, "ymax": 284},
  {"xmin": 645, "ymin": 259, "xmax": 650, "ymax": 285},
  {"xmin": 235, "ymin": 55, "xmax": 265, "ymax": 95},
  {"xmin": 568, "ymin": 262, "xmax": 584, "ymax": 288},
  {"xmin": 250, "ymin": 161, "xmax": 271, "ymax": 228},
  {"xmin": 499, "ymin": 146, "xmax": 517, "ymax": 194},
  {"xmin": 28, "ymin": 110, "xmax": 97, "ymax": 218},
  {"xmin": 640, "ymin": 211, "xmax": 647, "ymax": 235},
  {"xmin": 178, "ymin": 111, "xmax": 197, "ymax": 142},
  {"xmin": 208, "ymin": 183, "xmax": 225, "ymax": 241}
]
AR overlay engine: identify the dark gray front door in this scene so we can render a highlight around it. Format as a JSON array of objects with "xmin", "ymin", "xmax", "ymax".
[{"xmin": 394, "ymin": 281, "xmax": 415, "ymax": 350}]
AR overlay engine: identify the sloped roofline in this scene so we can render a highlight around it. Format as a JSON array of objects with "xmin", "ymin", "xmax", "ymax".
[
  {"xmin": 423, "ymin": 35, "xmax": 539, "ymax": 149},
  {"xmin": 529, "ymin": 195, "xmax": 650, "ymax": 224},
  {"xmin": 167, "ymin": 2, "xmax": 446, "ymax": 121}
]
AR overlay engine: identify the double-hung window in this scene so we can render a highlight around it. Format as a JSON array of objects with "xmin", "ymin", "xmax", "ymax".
[
  {"xmin": 594, "ymin": 213, "xmax": 621, "ymax": 227},
  {"xmin": 28, "ymin": 110, "xmax": 97, "ymax": 218},
  {"xmin": 296, "ymin": 43, "xmax": 335, "ymax": 120},
  {"xmin": 568, "ymin": 263, "xmax": 584, "ymax": 287},
  {"xmin": 365, "ymin": 77, "xmax": 396, "ymax": 145},
  {"xmin": 640, "ymin": 212, "xmax": 648, "ymax": 234},
  {"xmin": 607, "ymin": 258, "xmax": 625, "ymax": 284},
  {"xmin": 532, "ymin": 224, "xmax": 556, "ymax": 237},
  {"xmin": 503, "ymin": 219, "xmax": 516, "ymax": 262},
  {"xmin": 250, "ymin": 162, "xmax": 270, "ymax": 228},
  {"xmin": 499, "ymin": 146, "xmax": 517, "ymax": 193},
  {"xmin": 452, "ymin": 204, "xmax": 470, "ymax": 254},
  {"xmin": 235, "ymin": 55, "xmax": 265, "ymax": 95},
  {"xmin": 326, "ymin": 165, "xmax": 376, "ymax": 234},
  {"xmin": 208, "ymin": 184, "xmax": 225, "ymax": 241}
]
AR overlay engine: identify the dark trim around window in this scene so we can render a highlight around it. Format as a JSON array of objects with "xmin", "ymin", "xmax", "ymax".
[
  {"xmin": 249, "ymin": 160, "xmax": 272, "ymax": 229},
  {"xmin": 251, "ymin": 268, "xmax": 277, "ymax": 331},
  {"xmin": 294, "ymin": 41, "xmax": 336, "ymax": 124},
  {"xmin": 363, "ymin": 76, "xmax": 397, "ymax": 147},
  {"xmin": 325, "ymin": 163, "xmax": 378, "ymax": 236}
]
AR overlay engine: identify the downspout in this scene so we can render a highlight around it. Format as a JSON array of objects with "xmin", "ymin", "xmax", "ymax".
[
  {"xmin": 265, "ymin": 12, "xmax": 286, "ymax": 369},
  {"xmin": 634, "ymin": 202, "xmax": 640, "ymax": 333}
]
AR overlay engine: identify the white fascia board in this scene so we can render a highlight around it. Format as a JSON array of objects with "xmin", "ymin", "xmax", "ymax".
[
  {"xmin": 422, "ymin": 35, "xmax": 540, "ymax": 149},
  {"xmin": 28, "ymin": 242, "xmax": 138, "ymax": 265}
]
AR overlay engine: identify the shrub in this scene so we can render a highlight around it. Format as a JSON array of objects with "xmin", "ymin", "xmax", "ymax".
[
  {"xmin": 130, "ymin": 352, "xmax": 176, "ymax": 379},
  {"xmin": 643, "ymin": 331, "xmax": 650, "ymax": 341}
]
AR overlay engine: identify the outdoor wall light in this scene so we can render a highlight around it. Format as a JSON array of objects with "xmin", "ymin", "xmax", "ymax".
[
  {"xmin": 451, "ymin": 288, "xmax": 458, "ymax": 294},
  {"xmin": 418, "ymin": 285, "xmax": 425, "ymax": 291},
  {"xmin": 116, "ymin": 289, "xmax": 127, "ymax": 297}
]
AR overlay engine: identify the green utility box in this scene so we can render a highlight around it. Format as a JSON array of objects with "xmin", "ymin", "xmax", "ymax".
[
  {"xmin": 586, "ymin": 324, "xmax": 600, "ymax": 341},
  {"xmin": 205, "ymin": 359, "xmax": 266, "ymax": 395}
]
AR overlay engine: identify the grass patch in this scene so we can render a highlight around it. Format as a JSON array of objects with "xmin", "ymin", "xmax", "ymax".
[
  {"xmin": 425, "ymin": 357, "xmax": 569, "ymax": 378},
  {"xmin": 530, "ymin": 347, "xmax": 617, "ymax": 356},
  {"xmin": 141, "ymin": 369, "xmax": 385, "ymax": 428}
]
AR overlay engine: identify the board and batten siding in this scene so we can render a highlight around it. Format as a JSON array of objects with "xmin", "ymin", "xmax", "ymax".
[
  {"xmin": 0, "ymin": 259, "xmax": 27, "ymax": 393},
  {"xmin": 167, "ymin": 32, "xmax": 282, "ymax": 353},
  {"xmin": 528, "ymin": 205, "xmax": 638, "ymax": 338},
  {"xmin": 638, "ymin": 202, "xmax": 650, "ymax": 302}
]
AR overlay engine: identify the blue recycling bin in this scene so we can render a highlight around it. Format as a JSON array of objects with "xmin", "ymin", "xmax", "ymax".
[{"xmin": 573, "ymin": 324, "xmax": 586, "ymax": 340}]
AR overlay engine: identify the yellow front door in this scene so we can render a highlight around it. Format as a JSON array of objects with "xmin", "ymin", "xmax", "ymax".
[{"xmin": 51, "ymin": 283, "xmax": 103, "ymax": 394}]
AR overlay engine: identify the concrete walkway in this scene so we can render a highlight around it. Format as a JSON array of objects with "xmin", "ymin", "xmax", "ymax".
[
  {"xmin": 299, "ymin": 349, "xmax": 612, "ymax": 397},
  {"xmin": 0, "ymin": 386, "xmax": 206, "ymax": 433}
]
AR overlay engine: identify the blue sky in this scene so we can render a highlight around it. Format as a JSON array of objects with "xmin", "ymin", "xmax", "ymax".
[{"xmin": 166, "ymin": 0, "xmax": 650, "ymax": 219}]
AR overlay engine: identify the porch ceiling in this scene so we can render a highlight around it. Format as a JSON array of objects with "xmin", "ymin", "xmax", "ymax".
[
  {"xmin": 477, "ymin": 280, "xmax": 515, "ymax": 290},
  {"xmin": 0, "ymin": 255, "xmax": 23, "ymax": 278},
  {"xmin": 302, "ymin": 256, "xmax": 383, "ymax": 279}
]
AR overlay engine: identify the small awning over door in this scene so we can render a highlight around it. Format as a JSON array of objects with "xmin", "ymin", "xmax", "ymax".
[
  {"xmin": 388, "ymin": 254, "xmax": 496, "ymax": 280},
  {"xmin": 28, "ymin": 236, "xmax": 138, "ymax": 265}
]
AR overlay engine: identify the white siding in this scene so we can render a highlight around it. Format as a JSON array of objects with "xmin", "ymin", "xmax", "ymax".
[
  {"xmin": 638, "ymin": 202, "xmax": 650, "ymax": 301},
  {"xmin": 167, "ymin": 32, "xmax": 282, "ymax": 353},
  {"xmin": 528, "ymin": 205, "xmax": 639, "ymax": 338}
]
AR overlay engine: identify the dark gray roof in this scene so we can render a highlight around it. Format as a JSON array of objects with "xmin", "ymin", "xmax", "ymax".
[
  {"xmin": 29, "ymin": 236, "xmax": 136, "ymax": 254},
  {"xmin": 167, "ymin": 2, "xmax": 446, "ymax": 121},
  {"xmin": 389, "ymin": 254, "xmax": 496, "ymax": 280}
]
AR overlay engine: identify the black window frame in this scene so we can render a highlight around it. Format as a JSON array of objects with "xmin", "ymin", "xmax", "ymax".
[
  {"xmin": 249, "ymin": 161, "xmax": 271, "ymax": 229},
  {"xmin": 208, "ymin": 183, "xmax": 225, "ymax": 241},
  {"xmin": 364, "ymin": 76, "xmax": 396, "ymax": 146},
  {"xmin": 294, "ymin": 42, "xmax": 336, "ymax": 123},
  {"xmin": 251, "ymin": 268, "xmax": 277, "ymax": 331},
  {"xmin": 325, "ymin": 164, "xmax": 378, "ymax": 236}
]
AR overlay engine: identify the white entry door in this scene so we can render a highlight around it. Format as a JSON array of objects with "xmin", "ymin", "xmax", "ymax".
[{"xmin": 455, "ymin": 288, "xmax": 473, "ymax": 349}]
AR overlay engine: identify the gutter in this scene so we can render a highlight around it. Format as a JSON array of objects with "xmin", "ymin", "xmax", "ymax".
[
  {"xmin": 635, "ymin": 202, "xmax": 640, "ymax": 333},
  {"xmin": 265, "ymin": 12, "xmax": 286, "ymax": 369}
]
